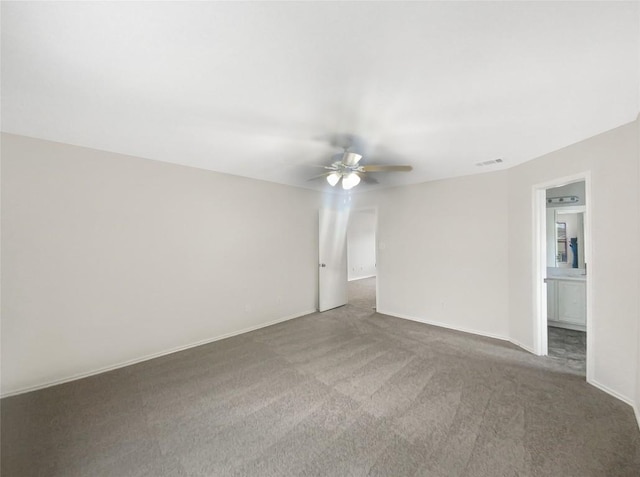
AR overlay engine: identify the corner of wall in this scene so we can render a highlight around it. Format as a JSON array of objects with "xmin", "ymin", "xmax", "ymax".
[
  {"xmin": 508, "ymin": 338, "xmax": 536, "ymax": 355},
  {"xmin": 377, "ymin": 309, "xmax": 510, "ymax": 343}
]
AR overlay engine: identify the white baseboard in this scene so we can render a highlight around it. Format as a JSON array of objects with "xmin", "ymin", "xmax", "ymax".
[
  {"xmin": 588, "ymin": 378, "xmax": 635, "ymax": 407},
  {"xmin": 1, "ymin": 309, "xmax": 316, "ymax": 399},
  {"xmin": 376, "ymin": 309, "xmax": 509, "ymax": 342},
  {"xmin": 508, "ymin": 338, "xmax": 536, "ymax": 354},
  {"xmin": 348, "ymin": 274, "xmax": 376, "ymax": 282}
]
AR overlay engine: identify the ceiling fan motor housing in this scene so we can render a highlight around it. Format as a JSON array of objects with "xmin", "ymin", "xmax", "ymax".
[{"xmin": 342, "ymin": 151, "xmax": 363, "ymax": 165}]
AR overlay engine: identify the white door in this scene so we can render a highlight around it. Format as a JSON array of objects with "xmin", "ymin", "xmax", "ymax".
[{"xmin": 318, "ymin": 208, "xmax": 348, "ymax": 312}]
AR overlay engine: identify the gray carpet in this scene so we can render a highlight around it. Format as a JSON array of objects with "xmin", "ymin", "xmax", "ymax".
[
  {"xmin": 2, "ymin": 278, "xmax": 640, "ymax": 476},
  {"xmin": 548, "ymin": 326, "xmax": 586, "ymax": 375}
]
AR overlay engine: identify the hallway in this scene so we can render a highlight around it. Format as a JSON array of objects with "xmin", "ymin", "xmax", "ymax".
[{"xmin": 347, "ymin": 277, "xmax": 376, "ymax": 312}]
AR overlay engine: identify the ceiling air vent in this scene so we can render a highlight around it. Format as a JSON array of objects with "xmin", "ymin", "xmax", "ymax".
[{"xmin": 476, "ymin": 158, "xmax": 504, "ymax": 167}]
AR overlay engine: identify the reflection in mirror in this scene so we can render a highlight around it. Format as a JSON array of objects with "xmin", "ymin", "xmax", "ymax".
[
  {"xmin": 556, "ymin": 222, "xmax": 567, "ymax": 263},
  {"xmin": 546, "ymin": 207, "xmax": 586, "ymax": 269}
]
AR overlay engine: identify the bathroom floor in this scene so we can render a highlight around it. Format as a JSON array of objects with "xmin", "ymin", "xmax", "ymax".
[{"xmin": 548, "ymin": 326, "xmax": 586, "ymax": 375}]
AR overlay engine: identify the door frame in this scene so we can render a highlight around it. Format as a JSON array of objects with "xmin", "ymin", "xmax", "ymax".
[{"xmin": 533, "ymin": 171, "xmax": 593, "ymax": 382}]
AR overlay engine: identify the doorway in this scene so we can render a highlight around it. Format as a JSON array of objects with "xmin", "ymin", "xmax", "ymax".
[
  {"xmin": 346, "ymin": 208, "xmax": 377, "ymax": 312},
  {"xmin": 534, "ymin": 173, "xmax": 592, "ymax": 380}
]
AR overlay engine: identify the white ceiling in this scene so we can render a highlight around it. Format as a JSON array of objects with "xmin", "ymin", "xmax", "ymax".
[{"xmin": 2, "ymin": 1, "xmax": 638, "ymax": 191}]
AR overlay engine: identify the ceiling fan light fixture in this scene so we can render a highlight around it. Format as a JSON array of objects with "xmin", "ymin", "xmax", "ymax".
[
  {"xmin": 342, "ymin": 172, "xmax": 361, "ymax": 190},
  {"xmin": 311, "ymin": 139, "xmax": 413, "ymax": 188},
  {"xmin": 326, "ymin": 172, "xmax": 341, "ymax": 187}
]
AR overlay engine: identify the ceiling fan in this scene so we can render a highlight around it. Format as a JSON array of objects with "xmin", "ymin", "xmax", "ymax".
[{"xmin": 310, "ymin": 148, "xmax": 413, "ymax": 190}]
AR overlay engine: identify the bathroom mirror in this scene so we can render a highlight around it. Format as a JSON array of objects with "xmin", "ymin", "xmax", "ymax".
[{"xmin": 546, "ymin": 206, "xmax": 586, "ymax": 269}]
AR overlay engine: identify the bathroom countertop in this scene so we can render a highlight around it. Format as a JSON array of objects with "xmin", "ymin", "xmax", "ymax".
[{"xmin": 545, "ymin": 276, "xmax": 587, "ymax": 282}]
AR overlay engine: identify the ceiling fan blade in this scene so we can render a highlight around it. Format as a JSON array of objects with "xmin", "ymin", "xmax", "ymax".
[
  {"xmin": 361, "ymin": 165, "xmax": 413, "ymax": 172},
  {"xmin": 306, "ymin": 172, "xmax": 332, "ymax": 181},
  {"xmin": 358, "ymin": 173, "xmax": 379, "ymax": 184}
]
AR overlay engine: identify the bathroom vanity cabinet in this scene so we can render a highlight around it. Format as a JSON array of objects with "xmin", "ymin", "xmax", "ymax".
[{"xmin": 546, "ymin": 277, "xmax": 586, "ymax": 331}]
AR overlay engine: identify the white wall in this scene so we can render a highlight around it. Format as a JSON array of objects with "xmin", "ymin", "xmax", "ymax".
[
  {"xmin": 508, "ymin": 120, "xmax": 640, "ymax": 402},
  {"xmin": 1, "ymin": 133, "xmax": 321, "ymax": 396},
  {"xmin": 347, "ymin": 210, "xmax": 376, "ymax": 281},
  {"xmin": 355, "ymin": 171, "xmax": 510, "ymax": 339}
]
